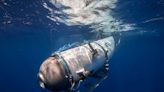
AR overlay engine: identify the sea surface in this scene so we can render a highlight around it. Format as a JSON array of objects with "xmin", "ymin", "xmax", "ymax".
[{"xmin": 0, "ymin": 0, "xmax": 164, "ymax": 92}]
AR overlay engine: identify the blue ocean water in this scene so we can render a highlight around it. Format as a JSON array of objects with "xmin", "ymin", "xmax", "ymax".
[{"xmin": 0, "ymin": 0, "xmax": 164, "ymax": 92}]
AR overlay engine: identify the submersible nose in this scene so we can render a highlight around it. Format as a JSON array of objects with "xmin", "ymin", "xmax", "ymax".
[{"xmin": 38, "ymin": 56, "xmax": 71, "ymax": 91}]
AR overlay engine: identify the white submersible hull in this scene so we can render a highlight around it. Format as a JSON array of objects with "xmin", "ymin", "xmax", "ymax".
[{"xmin": 38, "ymin": 36, "xmax": 115, "ymax": 91}]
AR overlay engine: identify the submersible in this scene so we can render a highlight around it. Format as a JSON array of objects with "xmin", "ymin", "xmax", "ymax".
[{"xmin": 38, "ymin": 36, "xmax": 115, "ymax": 92}]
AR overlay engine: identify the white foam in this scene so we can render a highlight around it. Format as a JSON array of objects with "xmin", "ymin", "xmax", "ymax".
[{"xmin": 43, "ymin": 0, "xmax": 134, "ymax": 33}]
